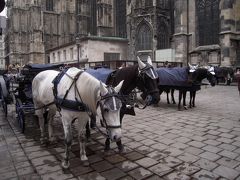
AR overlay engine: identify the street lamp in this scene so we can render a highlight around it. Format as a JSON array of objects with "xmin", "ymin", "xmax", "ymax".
[{"xmin": 76, "ymin": 36, "xmax": 80, "ymax": 68}]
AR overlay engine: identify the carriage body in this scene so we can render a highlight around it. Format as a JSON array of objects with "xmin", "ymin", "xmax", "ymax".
[{"xmin": 11, "ymin": 64, "xmax": 64, "ymax": 133}]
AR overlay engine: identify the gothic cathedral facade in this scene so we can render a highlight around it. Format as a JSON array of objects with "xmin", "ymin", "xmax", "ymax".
[{"xmin": 5, "ymin": 0, "xmax": 240, "ymax": 67}]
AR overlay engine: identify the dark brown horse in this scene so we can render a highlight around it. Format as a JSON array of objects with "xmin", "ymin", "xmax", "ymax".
[{"xmin": 86, "ymin": 57, "xmax": 160, "ymax": 152}]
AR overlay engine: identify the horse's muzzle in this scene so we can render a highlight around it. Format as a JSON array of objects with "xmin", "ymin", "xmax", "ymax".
[
  {"xmin": 146, "ymin": 94, "xmax": 160, "ymax": 105},
  {"xmin": 108, "ymin": 128, "xmax": 122, "ymax": 142}
]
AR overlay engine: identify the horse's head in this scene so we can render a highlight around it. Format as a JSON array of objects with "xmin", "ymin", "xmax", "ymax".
[
  {"xmin": 137, "ymin": 56, "xmax": 160, "ymax": 105},
  {"xmin": 188, "ymin": 63, "xmax": 199, "ymax": 73},
  {"xmin": 192, "ymin": 68, "xmax": 216, "ymax": 86},
  {"xmin": 97, "ymin": 81, "xmax": 124, "ymax": 142}
]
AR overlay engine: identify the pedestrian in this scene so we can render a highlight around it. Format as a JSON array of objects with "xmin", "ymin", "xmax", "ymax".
[{"xmin": 235, "ymin": 68, "xmax": 240, "ymax": 96}]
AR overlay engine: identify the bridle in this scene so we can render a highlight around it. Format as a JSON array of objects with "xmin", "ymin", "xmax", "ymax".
[
  {"xmin": 138, "ymin": 64, "xmax": 159, "ymax": 98},
  {"xmin": 95, "ymin": 86, "xmax": 122, "ymax": 137}
]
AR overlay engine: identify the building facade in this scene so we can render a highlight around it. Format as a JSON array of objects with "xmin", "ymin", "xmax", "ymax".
[
  {"xmin": 0, "ymin": 16, "xmax": 6, "ymax": 69},
  {"xmin": 4, "ymin": 0, "xmax": 240, "ymax": 68},
  {"xmin": 5, "ymin": 0, "xmax": 128, "ymax": 66},
  {"xmin": 127, "ymin": 0, "xmax": 240, "ymax": 67},
  {"xmin": 48, "ymin": 36, "xmax": 128, "ymax": 69}
]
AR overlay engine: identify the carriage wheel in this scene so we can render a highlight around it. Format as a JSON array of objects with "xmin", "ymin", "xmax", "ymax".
[
  {"xmin": 0, "ymin": 87, "xmax": 8, "ymax": 117},
  {"xmin": 16, "ymin": 98, "xmax": 25, "ymax": 133}
]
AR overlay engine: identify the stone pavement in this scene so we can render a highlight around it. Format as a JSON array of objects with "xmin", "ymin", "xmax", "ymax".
[{"xmin": 0, "ymin": 85, "xmax": 240, "ymax": 180}]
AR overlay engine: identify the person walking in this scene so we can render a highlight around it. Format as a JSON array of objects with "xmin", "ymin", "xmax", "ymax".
[{"xmin": 235, "ymin": 69, "xmax": 240, "ymax": 96}]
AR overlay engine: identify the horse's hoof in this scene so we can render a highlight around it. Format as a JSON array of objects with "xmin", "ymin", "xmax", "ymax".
[
  {"xmin": 49, "ymin": 137, "xmax": 57, "ymax": 144},
  {"xmin": 61, "ymin": 161, "xmax": 70, "ymax": 169},
  {"xmin": 40, "ymin": 138, "xmax": 48, "ymax": 145},
  {"xmin": 82, "ymin": 160, "xmax": 90, "ymax": 167},
  {"xmin": 184, "ymin": 106, "xmax": 188, "ymax": 110},
  {"xmin": 118, "ymin": 146, "xmax": 126, "ymax": 154},
  {"xmin": 104, "ymin": 145, "xmax": 111, "ymax": 152}
]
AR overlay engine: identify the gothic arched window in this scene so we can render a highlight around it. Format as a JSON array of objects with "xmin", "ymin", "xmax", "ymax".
[
  {"xmin": 157, "ymin": 21, "xmax": 170, "ymax": 49},
  {"xmin": 136, "ymin": 23, "xmax": 152, "ymax": 51},
  {"xmin": 197, "ymin": 0, "xmax": 220, "ymax": 46}
]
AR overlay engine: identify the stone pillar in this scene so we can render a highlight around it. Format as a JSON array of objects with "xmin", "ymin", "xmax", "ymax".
[
  {"xmin": 219, "ymin": 0, "xmax": 240, "ymax": 67},
  {"xmin": 173, "ymin": 0, "xmax": 188, "ymax": 66}
]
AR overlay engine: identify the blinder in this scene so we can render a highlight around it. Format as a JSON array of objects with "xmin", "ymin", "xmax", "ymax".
[
  {"xmin": 97, "ymin": 86, "xmax": 122, "ymax": 130},
  {"xmin": 139, "ymin": 63, "xmax": 159, "ymax": 80}
]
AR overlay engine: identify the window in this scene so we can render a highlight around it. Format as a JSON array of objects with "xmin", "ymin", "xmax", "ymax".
[
  {"xmin": 46, "ymin": 0, "xmax": 53, "ymax": 11},
  {"xmin": 196, "ymin": 0, "xmax": 220, "ymax": 45},
  {"xmin": 104, "ymin": 53, "xmax": 120, "ymax": 61},
  {"xmin": 116, "ymin": 0, "xmax": 127, "ymax": 38},
  {"xmin": 157, "ymin": 19, "xmax": 170, "ymax": 49},
  {"xmin": 63, "ymin": 50, "xmax": 66, "ymax": 61},
  {"xmin": 70, "ymin": 48, "xmax": 73, "ymax": 60},
  {"xmin": 52, "ymin": 53, "xmax": 55, "ymax": 62},
  {"xmin": 58, "ymin": 51, "xmax": 61, "ymax": 62},
  {"xmin": 136, "ymin": 23, "xmax": 152, "ymax": 51}
]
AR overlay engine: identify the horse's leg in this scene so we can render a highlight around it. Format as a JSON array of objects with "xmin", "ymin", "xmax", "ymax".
[
  {"xmin": 166, "ymin": 90, "xmax": 170, "ymax": 104},
  {"xmin": 159, "ymin": 89, "xmax": 163, "ymax": 102},
  {"xmin": 171, "ymin": 89, "xmax": 176, "ymax": 104},
  {"xmin": 47, "ymin": 106, "xmax": 57, "ymax": 143},
  {"xmin": 90, "ymin": 114, "xmax": 96, "ymax": 129},
  {"xmin": 77, "ymin": 113, "xmax": 89, "ymax": 166},
  {"xmin": 35, "ymin": 109, "xmax": 46, "ymax": 144},
  {"xmin": 116, "ymin": 112, "xmax": 125, "ymax": 153},
  {"xmin": 85, "ymin": 121, "xmax": 91, "ymax": 140},
  {"xmin": 178, "ymin": 90, "xmax": 182, "ymax": 110},
  {"xmin": 61, "ymin": 114, "xmax": 72, "ymax": 169},
  {"xmin": 189, "ymin": 91, "xmax": 192, "ymax": 108},
  {"xmin": 192, "ymin": 91, "xmax": 196, "ymax": 107},
  {"xmin": 183, "ymin": 91, "xmax": 187, "ymax": 109}
]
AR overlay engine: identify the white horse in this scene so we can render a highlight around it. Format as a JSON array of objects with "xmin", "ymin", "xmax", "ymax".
[{"xmin": 32, "ymin": 67, "xmax": 123, "ymax": 168}]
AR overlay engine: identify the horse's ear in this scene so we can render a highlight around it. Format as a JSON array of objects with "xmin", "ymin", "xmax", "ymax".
[
  {"xmin": 147, "ymin": 56, "xmax": 153, "ymax": 66},
  {"xmin": 115, "ymin": 80, "xmax": 124, "ymax": 93},
  {"xmin": 188, "ymin": 63, "xmax": 193, "ymax": 68},
  {"xmin": 99, "ymin": 81, "xmax": 108, "ymax": 96},
  {"xmin": 137, "ymin": 56, "xmax": 146, "ymax": 69}
]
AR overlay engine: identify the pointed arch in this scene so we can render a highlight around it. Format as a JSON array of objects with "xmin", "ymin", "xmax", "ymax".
[{"xmin": 136, "ymin": 22, "xmax": 153, "ymax": 51}]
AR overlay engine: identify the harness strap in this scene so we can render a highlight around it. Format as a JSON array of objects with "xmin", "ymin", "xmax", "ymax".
[
  {"xmin": 34, "ymin": 101, "xmax": 55, "ymax": 111},
  {"xmin": 52, "ymin": 69, "xmax": 87, "ymax": 112}
]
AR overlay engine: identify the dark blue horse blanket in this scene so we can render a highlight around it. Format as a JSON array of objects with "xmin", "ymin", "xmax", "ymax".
[
  {"xmin": 156, "ymin": 67, "xmax": 191, "ymax": 87},
  {"xmin": 85, "ymin": 68, "xmax": 114, "ymax": 84}
]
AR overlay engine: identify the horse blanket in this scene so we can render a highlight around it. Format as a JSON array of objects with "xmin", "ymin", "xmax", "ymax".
[
  {"xmin": 85, "ymin": 68, "xmax": 114, "ymax": 83},
  {"xmin": 156, "ymin": 67, "xmax": 191, "ymax": 87}
]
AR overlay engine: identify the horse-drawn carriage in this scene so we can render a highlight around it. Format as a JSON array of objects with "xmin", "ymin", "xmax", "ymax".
[{"xmin": 0, "ymin": 64, "xmax": 64, "ymax": 132}]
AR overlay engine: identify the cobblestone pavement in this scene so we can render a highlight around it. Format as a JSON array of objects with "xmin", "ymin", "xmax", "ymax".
[{"xmin": 0, "ymin": 85, "xmax": 240, "ymax": 180}]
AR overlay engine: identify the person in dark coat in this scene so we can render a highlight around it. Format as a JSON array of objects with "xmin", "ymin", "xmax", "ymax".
[{"xmin": 235, "ymin": 69, "xmax": 240, "ymax": 96}]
